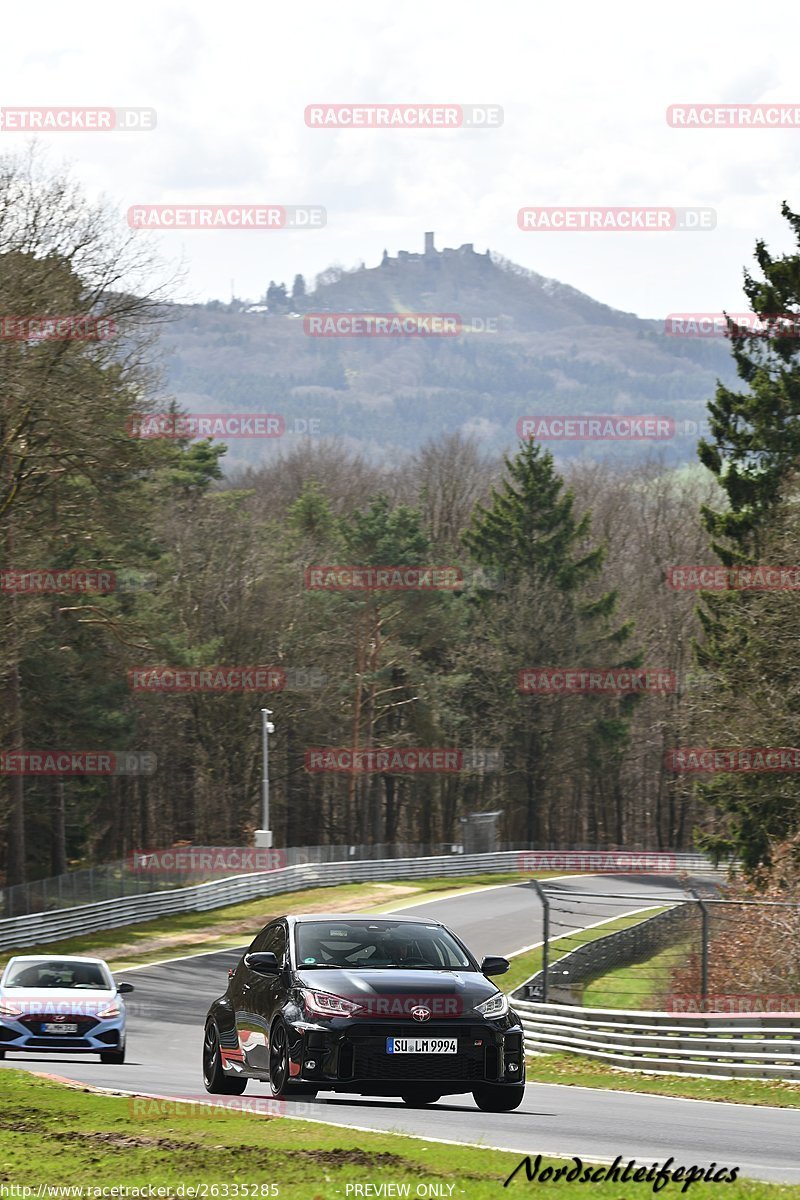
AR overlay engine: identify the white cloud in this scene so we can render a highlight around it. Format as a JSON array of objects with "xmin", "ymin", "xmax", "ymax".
[{"xmin": 2, "ymin": 0, "xmax": 800, "ymax": 315}]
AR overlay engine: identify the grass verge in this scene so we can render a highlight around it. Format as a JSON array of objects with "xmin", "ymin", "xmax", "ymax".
[
  {"xmin": 1, "ymin": 872, "xmax": 542, "ymax": 972},
  {"xmin": 0, "ymin": 1070, "xmax": 794, "ymax": 1196},
  {"xmin": 525, "ymin": 1052, "xmax": 800, "ymax": 1109},
  {"xmin": 580, "ymin": 938, "xmax": 696, "ymax": 1009}
]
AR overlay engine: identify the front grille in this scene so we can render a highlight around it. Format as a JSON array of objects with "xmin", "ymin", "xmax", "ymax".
[
  {"xmin": 19, "ymin": 1016, "xmax": 99, "ymax": 1036},
  {"xmin": 355, "ymin": 1047, "xmax": 485, "ymax": 1080}
]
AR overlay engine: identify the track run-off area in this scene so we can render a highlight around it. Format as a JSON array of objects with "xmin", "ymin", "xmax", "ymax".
[{"xmin": 2, "ymin": 873, "xmax": 798, "ymax": 1184}]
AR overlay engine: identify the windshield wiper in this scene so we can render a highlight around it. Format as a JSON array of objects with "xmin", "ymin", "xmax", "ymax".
[{"xmin": 294, "ymin": 963, "xmax": 344, "ymax": 969}]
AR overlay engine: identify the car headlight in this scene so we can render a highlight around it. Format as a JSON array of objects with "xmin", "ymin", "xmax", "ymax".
[
  {"xmin": 475, "ymin": 991, "xmax": 508, "ymax": 1019},
  {"xmin": 300, "ymin": 989, "xmax": 363, "ymax": 1018},
  {"xmin": 96, "ymin": 1003, "xmax": 121, "ymax": 1019},
  {"xmin": 0, "ymin": 1001, "xmax": 22, "ymax": 1018}
]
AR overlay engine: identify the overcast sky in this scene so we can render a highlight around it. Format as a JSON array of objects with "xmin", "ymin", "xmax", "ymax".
[{"xmin": 3, "ymin": 0, "xmax": 800, "ymax": 319}]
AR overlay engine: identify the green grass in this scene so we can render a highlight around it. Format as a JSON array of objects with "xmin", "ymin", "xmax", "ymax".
[
  {"xmin": 502, "ymin": 908, "xmax": 666, "ymax": 995},
  {"xmin": 0, "ymin": 1070, "xmax": 795, "ymax": 1196},
  {"xmin": 526, "ymin": 1052, "xmax": 800, "ymax": 1109},
  {"xmin": 1, "ymin": 872, "xmax": 543, "ymax": 971},
  {"xmin": 580, "ymin": 937, "xmax": 695, "ymax": 1009}
]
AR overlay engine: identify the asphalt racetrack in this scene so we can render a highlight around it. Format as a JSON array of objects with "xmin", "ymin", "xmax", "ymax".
[{"xmin": 3, "ymin": 874, "xmax": 799, "ymax": 1183}]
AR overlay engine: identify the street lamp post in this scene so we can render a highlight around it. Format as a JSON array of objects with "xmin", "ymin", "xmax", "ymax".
[{"xmin": 255, "ymin": 708, "xmax": 274, "ymax": 848}]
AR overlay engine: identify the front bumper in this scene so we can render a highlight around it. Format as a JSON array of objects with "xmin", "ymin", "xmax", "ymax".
[
  {"xmin": 0, "ymin": 1014, "xmax": 125, "ymax": 1053},
  {"xmin": 287, "ymin": 1016, "xmax": 524, "ymax": 1094}
]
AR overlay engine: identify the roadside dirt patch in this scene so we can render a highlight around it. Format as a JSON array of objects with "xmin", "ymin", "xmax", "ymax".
[
  {"xmin": 53, "ymin": 1130, "xmax": 190, "ymax": 1151},
  {"xmin": 103, "ymin": 884, "xmax": 422, "ymax": 964},
  {"xmin": 290, "ymin": 1149, "xmax": 406, "ymax": 1167}
]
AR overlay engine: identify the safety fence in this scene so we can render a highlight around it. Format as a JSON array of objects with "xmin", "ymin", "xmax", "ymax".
[
  {"xmin": 512, "ymin": 882, "xmax": 800, "ymax": 1079},
  {"xmin": 518, "ymin": 902, "xmax": 694, "ymax": 1004},
  {"xmin": 0, "ymin": 849, "xmax": 722, "ymax": 951}
]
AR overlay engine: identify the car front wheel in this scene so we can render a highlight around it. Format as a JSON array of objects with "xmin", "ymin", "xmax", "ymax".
[
  {"xmin": 100, "ymin": 1048, "xmax": 125, "ymax": 1064},
  {"xmin": 203, "ymin": 1023, "xmax": 247, "ymax": 1095},
  {"xmin": 268, "ymin": 1019, "xmax": 317, "ymax": 1099},
  {"xmin": 472, "ymin": 1083, "xmax": 525, "ymax": 1112}
]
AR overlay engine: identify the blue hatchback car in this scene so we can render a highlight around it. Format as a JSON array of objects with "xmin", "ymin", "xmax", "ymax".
[{"xmin": 0, "ymin": 955, "xmax": 134, "ymax": 1063}]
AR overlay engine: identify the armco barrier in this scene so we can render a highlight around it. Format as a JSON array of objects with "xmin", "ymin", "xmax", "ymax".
[
  {"xmin": 516, "ymin": 998, "xmax": 800, "ymax": 1080},
  {"xmin": 0, "ymin": 850, "xmax": 725, "ymax": 952}
]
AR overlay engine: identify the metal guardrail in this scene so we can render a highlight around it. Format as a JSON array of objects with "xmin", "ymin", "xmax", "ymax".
[
  {"xmin": 0, "ymin": 842, "xmax": 479, "ymax": 917},
  {"xmin": 0, "ymin": 850, "xmax": 723, "ymax": 952},
  {"xmin": 516, "ymin": 999, "xmax": 800, "ymax": 1080}
]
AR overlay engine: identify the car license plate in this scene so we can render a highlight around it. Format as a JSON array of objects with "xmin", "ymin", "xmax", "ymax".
[
  {"xmin": 43, "ymin": 1022, "xmax": 78, "ymax": 1034},
  {"xmin": 386, "ymin": 1037, "xmax": 457, "ymax": 1054}
]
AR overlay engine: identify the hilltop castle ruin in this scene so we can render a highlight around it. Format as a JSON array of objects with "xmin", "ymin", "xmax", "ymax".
[{"xmin": 380, "ymin": 232, "xmax": 491, "ymax": 267}]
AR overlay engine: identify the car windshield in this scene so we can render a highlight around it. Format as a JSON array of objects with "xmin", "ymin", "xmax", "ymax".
[
  {"xmin": 3, "ymin": 960, "xmax": 111, "ymax": 989},
  {"xmin": 294, "ymin": 920, "xmax": 474, "ymax": 970}
]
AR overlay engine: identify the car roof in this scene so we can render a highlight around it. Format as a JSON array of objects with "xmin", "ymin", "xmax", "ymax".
[
  {"xmin": 5, "ymin": 955, "xmax": 109, "ymax": 966},
  {"xmin": 286, "ymin": 913, "xmax": 445, "ymax": 926}
]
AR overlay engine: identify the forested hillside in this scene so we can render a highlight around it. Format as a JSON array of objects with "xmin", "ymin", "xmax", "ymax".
[{"xmin": 160, "ymin": 238, "xmax": 736, "ymax": 467}]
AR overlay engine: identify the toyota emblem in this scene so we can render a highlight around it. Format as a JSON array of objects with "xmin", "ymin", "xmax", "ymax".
[{"xmin": 411, "ymin": 1006, "xmax": 431, "ymax": 1022}]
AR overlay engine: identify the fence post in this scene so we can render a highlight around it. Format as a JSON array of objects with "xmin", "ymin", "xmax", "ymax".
[
  {"xmin": 530, "ymin": 878, "xmax": 550, "ymax": 1003},
  {"xmin": 689, "ymin": 887, "xmax": 709, "ymax": 1004}
]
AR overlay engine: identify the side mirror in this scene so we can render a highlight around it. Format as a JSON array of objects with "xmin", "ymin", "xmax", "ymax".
[
  {"xmin": 244, "ymin": 951, "xmax": 281, "ymax": 975},
  {"xmin": 117, "ymin": 982, "xmax": 135, "ymax": 994},
  {"xmin": 480, "ymin": 956, "xmax": 510, "ymax": 977}
]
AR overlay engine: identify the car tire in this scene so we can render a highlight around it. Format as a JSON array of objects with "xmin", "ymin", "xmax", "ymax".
[
  {"xmin": 400, "ymin": 1089, "xmax": 441, "ymax": 1107},
  {"xmin": 472, "ymin": 1083, "xmax": 525, "ymax": 1112},
  {"xmin": 203, "ymin": 1023, "xmax": 247, "ymax": 1095},
  {"xmin": 100, "ymin": 1048, "xmax": 125, "ymax": 1064},
  {"xmin": 269, "ymin": 1018, "xmax": 315, "ymax": 1100}
]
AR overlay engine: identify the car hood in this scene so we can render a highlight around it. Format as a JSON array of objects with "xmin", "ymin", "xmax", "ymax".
[
  {"xmin": 293, "ymin": 968, "xmax": 501, "ymax": 1016},
  {"xmin": 0, "ymin": 987, "xmax": 119, "ymax": 1016}
]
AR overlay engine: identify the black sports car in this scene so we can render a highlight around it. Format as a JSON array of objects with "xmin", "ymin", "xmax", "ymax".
[{"xmin": 202, "ymin": 913, "xmax": 526, "ymax": 1111}]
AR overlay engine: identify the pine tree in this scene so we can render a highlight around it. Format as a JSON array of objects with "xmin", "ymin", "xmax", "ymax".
[
  {"xmin": 695, "ymin": 204, "xmax": 800, "ymax": 870},
  {"xmin": 462, "ymin": 440, "xmax": 637, "ymax": 845}
]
